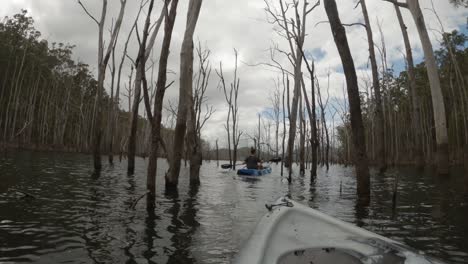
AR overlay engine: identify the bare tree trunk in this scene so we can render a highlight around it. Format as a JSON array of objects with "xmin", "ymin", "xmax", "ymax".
[
  {"xmin": 396, "ymin": 0, "xmax": 449, "ymax": 174},
  {"xmin": 287, "ymin": 61, "xmax": 301, "ymax": 182},
  {"xmin": 79, "ymin": 0, "xmax": 127, "ymax": 172},
  {"xmin": 394, "ymin": 4, "xmax": 424, "ymax": 168},
  {"xmin": 317, "ymin": 74, "xmax": 330, "ymax": 171},
  {"xmin": 187, "ymin": 114, "xmax": 202, "ymax": 185},
  {"xmin": 108, "ymin": 47, "xmax": 116, "ymax": 165},
  {"xmin": 325, "ymin": 0, "xmax": 370, "ymax": 201},
  {"xmin": 127, "ymin": 69, "xmax": 142, "ymax": 173},
  {"xmin": 114, "ymin": 17, "xmax": 136, "ymax": 160},
  {"xmin": 167, "ymin": 0, "xmax": 203, "ymax": 188},
  {"xmin": 281, "ymin": 75, "xmax": 288, "ymax": 176},
  {"xmin": 216, "ymin": 63, "xmax": 233, "ymax": 167},
  {"xmin": 300, "ymin": 62, "xmax": 318, "ymax": 178},
  {"xmin": 299, "ymin": 93, "xmax": 305, "ymax": 175},
  {"xmin": 127, "ymin": 3, "xmax": 165, "ymax": 174},
  {"xmin": 146, "ymin": 0, "xmax": 179, "ymax": 197},
  {"xmin": 216, "ymin": 139, "xmax": 219, "ymax": 167},
  {"xmin": 231, "ymin": 51, "xmax": 242, "ymax": 169},
  {"xmin": 361, "ymin": 0, "xmax": 386, "ymax": 172},
  {"xmin": 271, "ymin": 83, "xmax": 280, "ymax": 158}
]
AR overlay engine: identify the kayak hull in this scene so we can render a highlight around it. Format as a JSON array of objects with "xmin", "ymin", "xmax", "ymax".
[
  {"xmin": 234, "ymin": 197, "xmax": 445, "ymax": 264},
  {"xmin": 237, "ymin": 167, "xmax": 272, "ymax": 176}
]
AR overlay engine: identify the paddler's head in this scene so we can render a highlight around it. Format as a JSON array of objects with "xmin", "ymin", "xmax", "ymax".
[{"xmin": 250, "ymin": 147, "xmax": 256, "ymax": 155}]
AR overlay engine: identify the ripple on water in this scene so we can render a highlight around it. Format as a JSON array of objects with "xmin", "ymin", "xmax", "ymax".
[{"xmin": 0, "ymin": 152, "xmax": 467, "ymax": 263}]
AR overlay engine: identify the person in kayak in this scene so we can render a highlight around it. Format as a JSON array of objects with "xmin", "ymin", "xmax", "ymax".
[{"xmin": 243, "ymin": 147, "xmax": 263, "ymax": 169}]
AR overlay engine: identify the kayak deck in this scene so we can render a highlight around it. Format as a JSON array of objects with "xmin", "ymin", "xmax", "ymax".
[
  {"xmin": 237, "ymin": 167, "xmax": 272, "ymax": 176},
  {"xmin": 234, "ymin": 197, "xmax": 445, "ymax": 264}
]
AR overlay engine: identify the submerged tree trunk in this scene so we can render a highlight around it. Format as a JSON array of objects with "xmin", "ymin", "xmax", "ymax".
[
  {"xmin": 360, "ymin": 0, "xmax": 386, "ymax": 173},
  {"xmin": 146, "ymin": 0, "xmax": 179, "ymax": 197},
  {"xmin": 167, "ymin": 0, "xmax": 203, "ymax": 189},
  {"xmin": 299, "ymin": 93, "xmax": 305, "ymax": 175},
  {"xmin": 324, "ymin": 0, "xmax": 370, "ymax": 201},
  {"xmin": 287, "ymin": 61, "xmax": 301, "ymax": 182},
  {"xmin": 281, "ymin": 75, "xmax": 288, "ymax": 177},
  {"xmin": 127, "ymin": 4, "xmax": 165, "ymax": 174},
  {"xmin": 317, "ymin": 75, "xmax": 330, "ymax": 171},
  {"xmin": 230, "ymin": 50, "xmax": 242, "ymax": 170},
  {"xmin": 216, "ymin": 139, "xmax": 219, "ymax": 167},
  {"xmin": 300, "ymin": 60, "xmax": 318, "ymax": 178},
  {"xmin": 78, "ymin": 0, "xmax": 127, "ymax": 173},
  {"xmin": 406, "ymin": 0, "xmax": 449, "ymax": 175},
  {"xmin": 394, "ymin": 4, "xmax": 424, "ymax": 168},
  {"xmin": 187, "ymin": 105, "xmax": 202, "ymax": 185}
]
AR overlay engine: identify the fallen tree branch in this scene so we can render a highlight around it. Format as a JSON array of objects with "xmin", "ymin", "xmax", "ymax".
[
  {"xmin": 129, "ymin": 191, "xmax": 150, "ymax": 209},
  {"xmin": 14, "ymin": 190, "xmax": 37, "ymax": 199}
]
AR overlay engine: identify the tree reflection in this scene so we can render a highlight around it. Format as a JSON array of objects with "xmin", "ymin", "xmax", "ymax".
[{"xmin": 166, "ymin": 185, "xmax": 200, "ymax": 264}]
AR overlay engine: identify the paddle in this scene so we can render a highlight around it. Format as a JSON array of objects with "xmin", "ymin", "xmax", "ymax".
[
  {"xmin": 222, "ymin": 160, "xmax": 271, "ymax": 169},
  {"xmin": 221, "ymin": 164, "xmax": 244, "ymax": 169}
]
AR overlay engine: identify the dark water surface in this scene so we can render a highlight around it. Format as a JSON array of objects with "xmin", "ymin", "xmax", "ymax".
[{"xmin": 1, "ymin": 151, "xmax": 467, "ymax": 263}]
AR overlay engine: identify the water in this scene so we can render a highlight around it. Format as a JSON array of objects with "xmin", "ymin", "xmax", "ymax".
[{"xmin": 0, "ymin": 151, "xmax": 467, "ymax": 263}]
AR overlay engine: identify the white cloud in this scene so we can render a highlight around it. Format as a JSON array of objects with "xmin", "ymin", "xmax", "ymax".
[{"xmin": 1, "ymin": 0, "xmax": 466, "ymax": 148}]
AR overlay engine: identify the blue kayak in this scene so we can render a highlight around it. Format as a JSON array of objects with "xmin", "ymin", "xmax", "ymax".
[{"xmin": 237, "ymin": 167, "xmax": 272, "ymax": 176}]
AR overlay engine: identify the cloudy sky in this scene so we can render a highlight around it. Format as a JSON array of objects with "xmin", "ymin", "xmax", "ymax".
[{"xmin": 2, "ymin": 0, "xmax": 467, "ymax": 148}]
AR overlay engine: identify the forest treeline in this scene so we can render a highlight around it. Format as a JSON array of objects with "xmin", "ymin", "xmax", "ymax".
[
  {"xmin": 0, "ymin": 10, "xmax": 206, "ymax": 159},
  {"xmin": 336, "ymin": 30, "xmax": 468, "ymax": 167}
]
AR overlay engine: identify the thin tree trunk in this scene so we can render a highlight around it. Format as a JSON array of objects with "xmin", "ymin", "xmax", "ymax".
[
  {"xmin": 231, "ymin": 52, "xmax": 241, "ymax": 169},
  {"xmin": 361, "ymin": 0, "xmax": 386, "ymax": 172},
  {"xmin": 394, "ymin": 4, "xmax": 424, "ymax": 168},
  {"xmin": 300, "ymin": 64, "xmax": 318, "ymax": 178},
  {"xmin": 79, "ymin": 0, "xmax": 127, "ymax": 172},
  {"xmin": 216, "ymin": 139, "xmax": 219, "ymax": 167},
  {"xmin": 299, "ymin": 93, "xmax": 305, "ymax": 174},
  {"xmin": 146, "ymin": 0, "xmax": 179, "ymax": 197},
  {"xmin": 108, "ymin": 47, "xmax": 116, "ymax": 165},
  {"xmin": 167, "ymin": 0, "xmax": 203, "ymax": 188},
  {"xmin": 281, "ymin": 75, "xmax": 287, "ymax": 177},
  {"xmin": 127, "ymin": 2, "xmax": 164, "ymax": 174}
]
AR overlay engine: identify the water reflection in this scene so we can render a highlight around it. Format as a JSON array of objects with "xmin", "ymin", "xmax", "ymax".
[
  {"xmin": 0, "ymin": 152, "xmax": 467, "ymax": 263},
  {"xmin": 166, "ymin": 186, "xmax": 200, "ymax": 263},
  {"xmin": 143, "ymin": 202, "xmax": 158, "ymax": 263}
]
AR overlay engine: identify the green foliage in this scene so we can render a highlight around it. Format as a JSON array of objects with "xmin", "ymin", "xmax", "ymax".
[
  {"xmin": 0, "ymin": 11, "xmax": 120, "ymax": 152},
  {"xmin": 337, "ymin": 30, "xmax": 468, "ymax": 164}
]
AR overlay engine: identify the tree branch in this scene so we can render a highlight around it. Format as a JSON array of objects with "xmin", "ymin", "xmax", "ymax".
[
  {"xmin": 78, "ymin": 0, "xmax": 100, "ymax": 26},
  {"xmin": 381, "ymin": 0, "xmax": 408, "ymax": 8}
]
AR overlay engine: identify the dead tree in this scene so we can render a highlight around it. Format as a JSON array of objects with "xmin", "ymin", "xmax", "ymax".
[
  {"xmin": 78, "ymin": 0, "xmax": 127, "ymax": 172},
  {"xmin": 127, "ymin": 0, "xmax": 165, "ymax": 174},
  {"xmin": 299, "ymin": 60, "xmax": 318, "ymax": 178},
  {"xmin": 270, "ymin": 80, "xmax": 282, "ymax": 158},
  {"xmin": 383, "ymin": 0, "xmax": 449, "ymax": 174},
  {"xmin": 317, "ymin": 73, "xmax": 330, "ymax": 171},
  {"xmin": 187, "ymin": 45, "xmax": 214, "ymax": 184},
  {"xmin": 359, "ymin": 0, "xmax": 386, "ymax": 173},
  {"xmin": 113, "ymin": 10, "xmax": 138, "ymax": 163},
  {"xmin": 393, "ymin": 3, "xmax": 423, "ymax": 168},
  {"xmin": 264, "ymin": 0, "xmax": 320, "ymax": 182},
  {"xmin": 324, "ymin": 0, "xmax": 370, "ymax": 201},
  {"xmin": 216, "ymin": 62, "xmax": 232, "ymax": 167},
  {"xmin": 166, "ymin": 0, "xmax": 203, "ymax": 189},
  {"xmin": 281, "ymin": 75, "xmax": 289, "ymax": 176},
  {"xmin": 299, "ymin": 92, "xmax": 306, "ymax": 174},
  {"xmin": 215, "ymin": 139, "xmax": 219, "ymax": 167},
  {"xmin": 216, "ymin": 50, "xmax": 242, "ymax": 169},
  {"xmin": 141, "ymin": 0, "xmax": 179, "ymax": 199}
]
